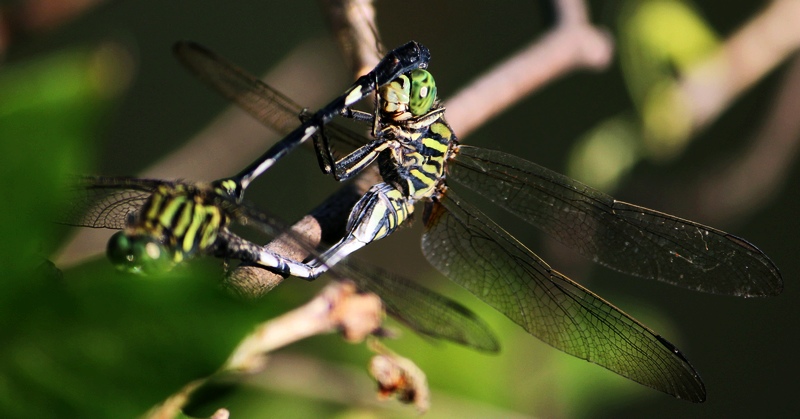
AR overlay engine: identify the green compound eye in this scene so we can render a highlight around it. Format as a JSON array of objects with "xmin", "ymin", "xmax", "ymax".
[
  {"xmin": 409, "ymin": 69, "xmax": 437, "ymax": 116},
  {"xmin": 107, "ymin": 231, "xmax": 172, "ymax": 275}
]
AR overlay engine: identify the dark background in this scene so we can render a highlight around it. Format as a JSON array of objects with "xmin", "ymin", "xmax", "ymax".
[{"xmin": 4, "ymin": 1, "xmax": 797, "ymax": 417}]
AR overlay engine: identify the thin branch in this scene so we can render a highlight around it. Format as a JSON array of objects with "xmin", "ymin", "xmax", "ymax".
[
  {"xmin": 225, "ymin": 281, "xmax": 383, "ymax": 373},
  {"xmin": 679, "ymin": 0, "xmax": 800, "ymax": 131},
  {"xmin": 691, "ymin": 53, "xmax": 800, "ymax": 224},
  {"xmin": 320, "ymin": 0, "xmax": 382, "ymax": 76},
  {"xmin": 146, "ymin": 281, "xmax": 386, "ymax": 418},
  {"xmin": 246, "ymin": 353, "xmax": 534, "ymax": 417},
  {"xmin": 446, "ymin": 0, "xmax": 613, "ymax": 137},
  {"xmin": 649, "ymin": 0, "xmax": 800, "ymax": 224},
  {"xmin": 368, "ymin": 340, "xmax": 430, "ymax": 413}
]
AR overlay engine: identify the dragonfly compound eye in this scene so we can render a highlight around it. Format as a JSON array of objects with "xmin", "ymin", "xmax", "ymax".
[
  {"xmin": 107, "ymin": 231, "xmax": 172, "ymax": 274},
  {"xmin": 409, "ymin": 69, "xmax": 436, "ymax": 116}
]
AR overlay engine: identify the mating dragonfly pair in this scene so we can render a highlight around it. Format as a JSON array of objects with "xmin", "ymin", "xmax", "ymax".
[{"xmin": 64, "ymin": 40, "xmax": 782, "ymax": 403}]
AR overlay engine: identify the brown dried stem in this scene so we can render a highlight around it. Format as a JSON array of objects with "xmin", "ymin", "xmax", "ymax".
[
  {"xmin": 446, "ymin": 0, "xmax": 613, "ymax": 136},
  {"xmin": 673, "ymin": 0, "xmax": 800, "ymax": 224},
  {"xmin": 146, "ymin": 281, "xmax": 384, "ymax": 418},
  {"xmin": 678, "ymin": 0, "xmax": 800, "ymax": 131}
]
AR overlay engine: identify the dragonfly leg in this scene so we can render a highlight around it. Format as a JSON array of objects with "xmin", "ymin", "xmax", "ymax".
[
  {"xmin": 215, "ymin": 231, "xmax": 319, "ymax": 279},
  {"xmin": 317, "ymin": 134, "xmax": 391, "ymax": 181},
  {"xmin": 305, "ymin": 182, "xmax": 414, "ymax": 277}
]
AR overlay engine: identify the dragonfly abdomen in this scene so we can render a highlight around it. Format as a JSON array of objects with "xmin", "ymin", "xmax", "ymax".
[{"xmin": 136, "ymin": 185, "xmax": 226, "ymax": 262}]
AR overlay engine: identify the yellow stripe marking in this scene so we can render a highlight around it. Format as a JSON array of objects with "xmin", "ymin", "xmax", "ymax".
[
  {"xmin": 159, "ymin": 198, "xmax": 185, "ymax": 228},
  {"xmin": 431, "ymin": 122, "xmax": 451, "ymax": 138}
]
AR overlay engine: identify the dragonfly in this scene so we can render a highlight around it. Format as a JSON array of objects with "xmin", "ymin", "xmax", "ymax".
[
  {"xmin": 65, "ymin": 41, "xmax": 429, "ymax": 276},
  {"xmin": 59, "ymin": 41, "xmax": 500, "ymax": 351},
  {"xmin": 176, "ymin": 41, "xmax": 783, "ymax": 402},
  {"xmin": 173, "ymin": 39, "xmax": 430, "ymax": 202},
  {"xmin": 62, "ymin": 175, "xmax": 499, "ymax": 352}
]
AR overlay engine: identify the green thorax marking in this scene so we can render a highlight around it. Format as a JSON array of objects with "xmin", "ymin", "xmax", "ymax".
[{"xmin": 377, "ymin": 69, "xmax": 453, "ymax": 201}]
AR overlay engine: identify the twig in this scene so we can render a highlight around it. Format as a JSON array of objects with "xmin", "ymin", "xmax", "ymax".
[
  {"xmin": 678, "ymin": 0, "xmax": 800, "ymax": 131},
  {"xmin": 641, "ymin": 0, "xmax": 800, "ymax": 224},
  {"xmin": 226, "ymin": 281, "xmax": 383, "ymax": 372},
  {"xmin": 319, "ymin": 0, "xmax": 382, "ymax": 76},
  {"xmin": 245, "ymin": 352, "xmax": 531, "ymax": 417},
  {"xmin": 368, "ymin": 340, "xmax": 430, "ymax": 413},
  {"xmin": 691, "ymin": 53, "xmax": 800, "ymax": 225},
  {"xmin": 146, "ymin": 281, "xmax": 385, "ymax": 418},
  {"xmin": 446, "ymin": 0, "xmax": 613, "ymax": 137},
  {"xmin": 145, "ymin": 379, "xmax": 222, "ymax": 419}
]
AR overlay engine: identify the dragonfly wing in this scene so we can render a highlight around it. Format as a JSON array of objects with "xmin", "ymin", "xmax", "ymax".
[
  {"xmin": 221, "ymin": 197, "xmax": 499, "ymax": 351},
  {"xmin": 449, "ymin": 145, "xmax": 782, "ymax": 297},
  {"xmin": 213, "ymin": 195, "xmax": 288, "ymax": 240},
  {"xmin": 338, "ymin": 260, "xmax": 500, "ymax": 352},
  {"xmin": 173, "ymin": 41, "xmax": 305, "ymax": 135},
  {"xmin": 61, "ymin": 176, "xmax": 165, "ymax": 229},
  {"xmin": 421, "ymin": 190, "xmax": 706, "ymax": 401},
  {"xmin": 174, "ymin": 41, "xmax": 380, "ymax": 163}
]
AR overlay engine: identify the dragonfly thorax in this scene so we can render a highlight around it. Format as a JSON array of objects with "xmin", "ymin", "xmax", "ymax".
[{"xmin": 373, "ymin": 68, "xmax": 452, "ymax": 202}]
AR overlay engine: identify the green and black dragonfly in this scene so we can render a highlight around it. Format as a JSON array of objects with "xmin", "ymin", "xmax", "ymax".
[
  {"xmin": 175, "ymin": 40, "xmax": 430, "ymax": 202},
  {"xmin": 62, "ymin": 176, "xmax": 498, "ymax": 352},
  {"xmin": 61, "ymin": 41, "xmax": 501, "ymax": 351},
  {"xmin": 70, "ymin": 40, "xmax": 429, "ymax": 276},
  {"xmin": 175, "ymin": 41, "xmax": 783, "ymax": 402}
]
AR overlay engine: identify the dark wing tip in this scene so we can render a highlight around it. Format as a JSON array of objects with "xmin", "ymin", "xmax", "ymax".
[
  {"xmin": 654, "ymin": 335, "xmax": 707, "ymax": 403},
  {"xmin": 724, "ymin": 234, "xmax": 783, "ymax": 297}
]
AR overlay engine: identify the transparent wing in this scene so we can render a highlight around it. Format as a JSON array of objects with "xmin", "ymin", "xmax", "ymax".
[
  {"xmin": 448, "ymin": 145, "xmax": 782, "ymax": 297},
  {"xmin": 217, "ymin": 196, "xmax": 500, "ymax": 352},
  {"xmin": 173, "ymin": 40, "xmax": 371, "ymax": 150},
  {"xmin": 421, "ymin": 190, "xmax": 705, "ymax": 401},
  {"xmin": 339, "ymin": 261, "xmax": 500, "ymax": 352},
  {"xmin": 60, "ymin": 176, "xmax": 167, "ymax": 229},
  {"xmin": 174, "ymin": 40, "xmax": 307, "ymax": 135}
]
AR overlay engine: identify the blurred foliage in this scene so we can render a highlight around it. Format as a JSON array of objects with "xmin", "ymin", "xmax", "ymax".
[
  {"xmin": 0, "ymin": 45, "xmax": 271, "ymax": 418},
  {"xmin": 567, "ymin": 0, "xmax": 720, "ymax": 190},
  {"xmin": 0, "ymin": 1, "xmax": 794, "ymax": 418}
]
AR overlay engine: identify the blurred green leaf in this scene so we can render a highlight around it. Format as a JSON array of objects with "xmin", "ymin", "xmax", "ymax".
[
  {"xmin": 619, "ymin": 0, "xmax": 719, "ymax": 110},
  {"xmin": 0, "ymin": 45, "xmax": 266, "ymax": 418},
  {"xmin": 618, "ymin": 0, "xmax": 720, "ymax": 160},
  {"xmin": 567, "ymin": 114, "xmax": 641, "ymax": 191}
]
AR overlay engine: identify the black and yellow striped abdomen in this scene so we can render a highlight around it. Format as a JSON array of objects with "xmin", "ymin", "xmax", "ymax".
[{"xmin": 133, "ymin": 184, "xmax": 227, "ymax": 263}]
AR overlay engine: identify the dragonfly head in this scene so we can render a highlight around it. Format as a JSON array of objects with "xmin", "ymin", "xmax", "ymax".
[
  {"xmin": 380, "ymin": 69, "xmax": 437, "ymax": 121},
  {"xmin": 107, "ymin": 231, "xmax": 173, "ymax": 274}
]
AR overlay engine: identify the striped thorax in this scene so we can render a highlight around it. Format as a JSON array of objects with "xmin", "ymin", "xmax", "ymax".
[{"xmin": 377, "ymin": 69, "xmax": 453, "ymax": 202}]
